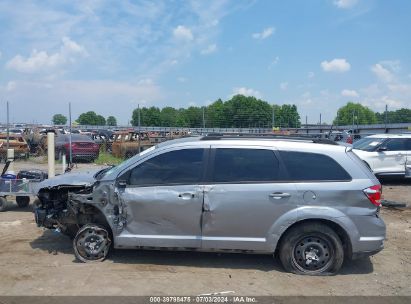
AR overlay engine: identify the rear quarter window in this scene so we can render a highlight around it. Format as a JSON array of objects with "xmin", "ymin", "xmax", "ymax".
[{"xmin": 279, "ymin": 151, "xmax": 351, "ymax": 181}]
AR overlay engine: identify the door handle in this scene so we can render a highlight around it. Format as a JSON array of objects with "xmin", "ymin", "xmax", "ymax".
[
  {"xmin": 178, "ymin": 192, "xmax": 195, "ymax": 199},
  {"xmin": 269, "ymin": 192, "xmax": 291, "ymax": 199}
]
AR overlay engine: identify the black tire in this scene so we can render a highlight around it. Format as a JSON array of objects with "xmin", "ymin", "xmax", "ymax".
[
  {"xmin": 279, "ymin": 222, "xmax": 344, "ymax": 275},
  {"xmin": 16, "ymin": 196, "xmax": 30, "ymax": 208},
  {"xmin": 73, "ymin": 224, "xmax": 111, "ymax": 263},
  {"xmin": 0, "ymin": 197, "xmax": 7, "ymax": 212}
]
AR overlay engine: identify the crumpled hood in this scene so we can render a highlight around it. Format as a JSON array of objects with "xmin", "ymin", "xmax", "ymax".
[{"xmin": 34, "ymin": 168, "xmax": 100, "ymax": 192}]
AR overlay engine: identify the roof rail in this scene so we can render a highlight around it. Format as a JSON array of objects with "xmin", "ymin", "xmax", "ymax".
[{"xmin": 200, "ymin": 133, "xmax": 339, "ymax": 145}]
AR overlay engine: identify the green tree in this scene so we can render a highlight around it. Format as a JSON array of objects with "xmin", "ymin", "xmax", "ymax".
[
  {"xmin": 52, "ymin": 114, "xmax": 67, "ymax": 125},
  {"xmin": 276, "ymin": 104, "xmax": 300, "ymax": 128},
  {"xmin": 77, "ymin": 111, "xmax": 106, "ymax": 125},
  {"xmin": 376, "ymin": 108, "xmax": 411, "ymax": 123},
  {"xmin": 106, "ymin": 116, "xmax": 117, "ymax": 126},
  {"xmin": 131, "ymin": 107, "xmax": 161, "ymax": 126},
  {"xmin": 160, "ymin": 107, "xmax": 178, "ymax": 126},
  {"xmin": 334, "ymin": 102, "xmax": 377, "ymax": 125},
  {"xmin": 206, "ymin": 99, "xmax": 225, "ymax": 128}
]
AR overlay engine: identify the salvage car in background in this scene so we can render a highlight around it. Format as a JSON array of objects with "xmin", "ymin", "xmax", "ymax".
[
  {"xmin": 0, "ymin": 133, "xmax": 30, "ymax": 161},
  {"xmin": 55, "ymin": 134, "xmax": 100, "ymax": 162},
  {"xmin": 34, "ymin": 135, "xmax": 385, "ymax": 275},
  {"xmin": 353, "ymin": 134, "xmax": 411, "ymax": 178}
]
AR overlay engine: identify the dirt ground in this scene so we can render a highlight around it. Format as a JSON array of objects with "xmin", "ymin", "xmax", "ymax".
[{"xmin": 0, "ymin": 161, "xmax": 410, "ymax": 296}]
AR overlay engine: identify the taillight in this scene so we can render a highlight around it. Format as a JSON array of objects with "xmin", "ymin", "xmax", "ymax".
[
  {"xmin": 363, "ymin": 185, "xmax": 382, "ymax": 207},
  {"xmin": 346, "ymin": 136, "xmax": 353, "ymax": 144}
]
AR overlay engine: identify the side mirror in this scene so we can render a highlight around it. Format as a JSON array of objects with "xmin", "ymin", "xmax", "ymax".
[
  {"xmin": 116, "ymin": 180, "xmax": 127, "ymax": 188},
  {"xmin": 377, "ymin": 146, "xmax": 387, "ymax": 152}
]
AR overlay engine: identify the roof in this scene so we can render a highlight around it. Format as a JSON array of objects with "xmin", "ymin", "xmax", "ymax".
[
  {"xmin": 155, "ymin": 135, "xmax": 346, "ymax": 154},
  {"xmin": 366, "ymin": 133, "xmax": 411, "ymax": 139}
]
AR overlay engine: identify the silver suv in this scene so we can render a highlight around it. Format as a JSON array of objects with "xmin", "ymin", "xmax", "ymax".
[{"xmin": 34, "ymin": 135, "xmax": 385, "ymax": 275}]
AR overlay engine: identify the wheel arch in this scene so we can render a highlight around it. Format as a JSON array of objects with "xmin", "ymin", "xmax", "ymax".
[{"xmin": 275, "ymin": 218, "xmax": 352, "ymax": 259}]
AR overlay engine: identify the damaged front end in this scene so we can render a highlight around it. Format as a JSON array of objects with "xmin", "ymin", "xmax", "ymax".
[{"xmin": 34, "ymin": 169, "xmax": 126, "ymax": 239}]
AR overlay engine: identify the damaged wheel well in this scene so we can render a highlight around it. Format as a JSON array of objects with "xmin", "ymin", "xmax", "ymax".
[{"xmin": 35, "ymin": 186, "xmax": 113, "ymax": 239}]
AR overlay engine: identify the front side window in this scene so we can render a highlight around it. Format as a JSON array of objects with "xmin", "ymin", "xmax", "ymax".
[
  {"xmin": 212, "ymin": 148, "xmax": 280, "ymax": 183},
  {"xmin": 353, "ymin": 138, "xmax": 385, "ymax": 151},
  {"xmin": 128, "ymin": 149, "xmax": 205, "ymax": 186},
  {"xmin": 279, "ymin": 151, "xmax": 351, "ymax": 181}
]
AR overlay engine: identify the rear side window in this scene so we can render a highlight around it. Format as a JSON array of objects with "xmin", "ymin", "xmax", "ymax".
[
  {"xmin": 384, "ymin": 139, "xmax": 409, "ymax": 151},
  {"xmin": 212, "ymin": 148, "xmax": 279, "ymax": 183},
  {"xmin": 128, "ymin": 149, "xmax": 205, "ymax": 186},
  {"xmin": 279, "ymin": 151, "xmax": 351, "ymax": 181}
]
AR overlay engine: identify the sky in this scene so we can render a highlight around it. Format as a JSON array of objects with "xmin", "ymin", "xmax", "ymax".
[{"xmin": 0, "ymin": 0, "xmax": 410, "ymax": 125}]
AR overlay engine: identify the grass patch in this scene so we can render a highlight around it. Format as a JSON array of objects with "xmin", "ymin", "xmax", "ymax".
[{"xmin": 94, "ymin": 152, "xmax": 123, "ymax": 165}]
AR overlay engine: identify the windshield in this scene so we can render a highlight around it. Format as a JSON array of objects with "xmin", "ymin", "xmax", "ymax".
[{"xmin": 353, "ymin": 138, "xmax": 385, "ymax": 151}]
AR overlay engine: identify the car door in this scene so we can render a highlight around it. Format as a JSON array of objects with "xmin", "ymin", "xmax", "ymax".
[
  {"xmin": 201, "ymin": 146, "xmax": 299, "ymax": 252},
  {"xmin": 377, "ymin": 138, "xmax": 408, "ymax": 174},
  {"xmin": 115, "ymin": 147, "xmax": 207, "ymax": 248}
]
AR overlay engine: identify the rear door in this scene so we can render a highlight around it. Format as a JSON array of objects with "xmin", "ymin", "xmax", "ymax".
[
  {"xmin": 201, "ymin": 146, "xmax": 299, "ymax": 252},
  {"xmin": 378, "ymin": 138, "xmax": 408, "ymax": 174},
  {"xmin": 116, "ymin": 147, "xmax": 207, "ymax": 248}
]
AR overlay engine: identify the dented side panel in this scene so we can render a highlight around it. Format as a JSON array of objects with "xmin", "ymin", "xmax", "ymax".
[
  {"xmin": 115, "ymin": 185, "xmax": 204, "ymax": 248},
  {"xmin": 201, "ymin": 183, "xmax": 300, "ymax": 251}
]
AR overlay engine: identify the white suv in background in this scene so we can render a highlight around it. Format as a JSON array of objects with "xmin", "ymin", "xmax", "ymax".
[{"xmin": 353, "ymin": 134, "xmax": 411, "ymax": 178}]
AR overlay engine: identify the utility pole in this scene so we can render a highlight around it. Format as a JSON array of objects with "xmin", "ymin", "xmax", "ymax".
[
  {"xmin": 384, "ymin": 104, "xmax": 388, "ymax": 133},
  {"xmin": 352, "ymin": 110, "xmax": 355, "ymax": 128},
  {"xmin": 68, "ymin": 102, "xmax": 73, "ymax": 165},
  {"xmin": 272, "ymin": 105, "xmax": 275, "ymax": 129},
  {"xmin": 138, "ymin": 104, "xmax": 141, "ymax": 153},
  {"xmin": 319, "ymin": 113, "xmax": 322, "ymax": 125},
  {"xmin": 305, "ymin": 115, "xmax": 308, "ymax": 134},
  {"xmin": 202, "ymin": 107, "xmax": 205, "ymax": 130},
  {"xmin": 6, "ymin": 101, "xmax": 10, "ymax": 151}
]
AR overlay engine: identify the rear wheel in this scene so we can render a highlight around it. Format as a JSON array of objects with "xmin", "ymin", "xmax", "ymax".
[
  {"xmin": 16, "ymin": 196, "xmax": 30, "ymax": 208},
  {"xmin": 73, "ymin": 224, "xmax": 111, "ymax": 262},
  {"xmin": 279, "ymin": 223, "xmax": 344, "ymax": 275}
]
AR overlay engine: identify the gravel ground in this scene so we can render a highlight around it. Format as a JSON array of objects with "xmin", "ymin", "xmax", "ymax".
[{"xmin": 0, "ymin": 161, "xmax": 410, "ymax": 296}]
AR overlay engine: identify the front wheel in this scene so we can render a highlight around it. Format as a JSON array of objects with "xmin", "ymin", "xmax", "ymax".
[
  {"xmin": 16, "ymin": 196, "xmax": 30, "ymax": 208},
  {"xmin": 279, "ymin": 223, "xmax": 344, "ymax": 275},
  {"xmin": 73, "ymin": 224, "xmax": 111, "ymax": 263},
  {"xmin": 0, "ymin": 197, "xmax": 7, "ymax": 212}
]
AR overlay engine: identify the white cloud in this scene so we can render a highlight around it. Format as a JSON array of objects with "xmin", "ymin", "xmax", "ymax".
[
  {"xmin": 0, "ymin": 79, "xmax": 163, "ymax": 124},
  {"xmin": 371, "ymin": 62, "xmax": 396, "ymax": 83},
  {"xmin": 6, "ymin": 81, "xmax": 16, "ymax": 91},
  {"xmin": 173, "ymin": 25, "xmax": 194, "ymax": 41},
  {"xmin": 0, "ymin": 50, "xmax": 2, "ymax": 59},
  {"xmin": 6, "ymin": 37, "xmax": 87, "ymax": 73},
  {"xmin": 321, "ymin": 58, "xmax": 351, "ymax": 73},
  {"xmin": 177, "ymin": 77, "xmax": 187, "ymax": 83},
  {"xmin": 231, "ymin": 87, "xmax": 262, "ymax": 98},
  {"xmin": 268, "ymin": 56, "xmax": 280, "ymax": 69},
  {"xmin": 341, "ymin": 89, "xmax": 359, "ymax": 97},
  {"xmin": 280, "ymin": 82, "xmax": 288, "ymax": 90},
  {"xmin": 252, "ymin": 27, "xmax": 275, "ymax": 40},
  {"xmin": 334, "ymin": 0, "xmax": 358, "ymax": 9},
  {"xmin": 201, "ymin": 44, "xmax": 217, "ymax": 55},
  {"xmin": 308, "ymin": 72, "xmax": 315, "ymax": 79}
]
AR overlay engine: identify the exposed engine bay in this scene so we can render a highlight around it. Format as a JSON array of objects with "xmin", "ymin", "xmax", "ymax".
[{"xmin": 34, "ymin": 178, "xmax": 127, "ymax": 239}]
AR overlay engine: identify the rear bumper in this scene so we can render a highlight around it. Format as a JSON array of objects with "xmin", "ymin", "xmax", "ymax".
[
  {"xmin": 351, "ymin": 246, "xmax": 384, "ymax": 260},
  {"xmin": 350, "ymin": 215, "xmax": 386, "ymax": 259}
]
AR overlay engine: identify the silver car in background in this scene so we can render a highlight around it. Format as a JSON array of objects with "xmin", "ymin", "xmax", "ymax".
[{"xmin": 34, "ymin": 135, "xmax": 385, "ymax": 275}]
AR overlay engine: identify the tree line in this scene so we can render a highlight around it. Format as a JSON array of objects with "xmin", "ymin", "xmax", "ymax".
[
  {"xmin": 52, "ymin": 112, "xmax": 117, "ymax": 126},
  {"xmin": 333, "ymin": 102, "xmax": 411, "ymax": 125},
  {"xmin": 131, "ymin": 95, "xmax": 301, "ymax": 128},
  {"xmin": 51, "ymin": 96, "xmax": 410, "ymax": 128}
]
